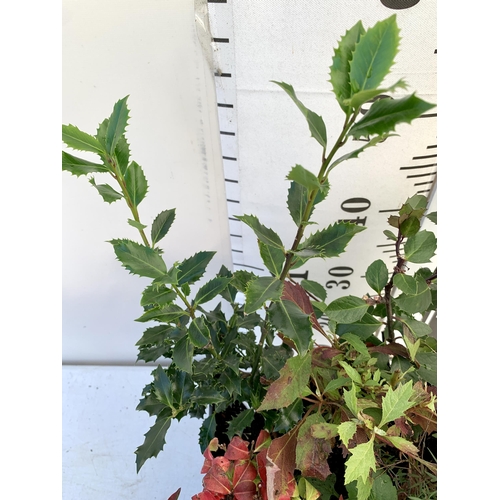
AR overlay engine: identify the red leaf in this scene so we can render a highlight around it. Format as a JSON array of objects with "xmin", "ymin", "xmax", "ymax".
[
  {"xmin": 255, "ymin": 429, "xmax": 271, "ymax": 452},
  {"xmin": 203, "ymin": 457, "xmax": 233, "ymax": 496},
  {"xmin": 192, "ymin": 491, "xmax": 223, "ymax": 500},
  {"xmin": 369, "ymin": 343, "xmax": 409, "ymax": 358},
  {"xmin": 256, "ymin": 450, "xmax": 269, "ymax": 500},
  {"xmin": 201, "ymin": 446, "xmax": 214, "ymax": 474},
  {"xmin": 225, "ymin": 435, "xmax": 251, "ymax": 461},
  {"xmin": 233, "ymin": 460, "xmax": 258, "ymax": 500},
  {"xmin": 168, "ymin": 488, "xmax": 181, "ymax": 500}
]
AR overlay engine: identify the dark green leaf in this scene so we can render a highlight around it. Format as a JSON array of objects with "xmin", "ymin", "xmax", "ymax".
[
  {"xmin": 237, "ymin": 214, "xmax": 284, "ymax": 250},
  {"xmin": 330, "ymin": 20, "xmax": 365, "ymax": 112},
  {"xmin": 105, "ymin": 96, "xmax": 129, "ymax": 155},
  {"xmin": 231, "ymin": 270, "xmax": 257, "ymax": 292},
  {"xmin": 220, "ymin": 369, "xmax": 241, "ymax": 396},
  {"xmin": 415, "ymin": 352, "xmax": 437, "ymax": 386},
  {"xmin": 62, "ymin": 124, "xmax": 105, "ymax": 154},
  {"xmin": 89, "ymin": 177, "xmax": 123, "ymax": 203},
  {"xmin": 109, "ymin": 238, "xmax": 167, "ymax": 278},
  {"xmin": 262, "ymin": 344, "xmax": 293, "ymax": 379},
  {"xmin": 272, "ymin": 81, "xmax": 327, "ymax": 147},
  {"xmin": 140, "ymin": 284, "xmax": 176, "ymax": 307},
  {"xmin": 172, "ymin": 334, "xmax": 193, "ymax": 373},
  {"xmin": 136, "ymin": 324, "xmax": 179, "ymax": 347},
  {"xmin": 286, "ymin": 164, "xmax": 320, "ymax": 190},
  {"xmin": 326, "ymin": 296, "xmax": 369, "ymax": 324},
  {"xmin": 404, "ymin": 230, "xmax": 436, "ymax": 263},
  {"xmin": 114, "ymin": 135, "xmax": 131, "ymax": 175},
  {"xmin": 135, "ymin": 409, "xmax": 172, "ymax": 472},
  {"xmin": 193, "ymin": 276, "xmax": 231, "ymax": 305},
  {"xmin": 426, "ymin": 211, "xmax": 437, "ymax": 224},
  {"xmin": 287, "ymin": 181, "xmax": 309, "ymax": 226},
  {"xmin": 177, "ymin": 251, "xmax": 216, "ymax": 285},
  {"xmin": 124, "ymin": 160, "xmax": 148, "ymax": 207},
  {"xmin": 151, "ymin": 209, "xmax": 176, "ymax": 247},
  {"xmin": 244, "ymin": 277, "xmax": 283, "ymax": 314},
  {"xmin": 188, "ymin": 317, "xmax": 210, "ymax": 347},
  {"xmin": 227, "ymin": 409, "xmax": 255, "ymax": 439},
  {"xmin": 191, "ymin": 387, "xmax": 226, "ymax": 405},
  {"xmin": 394, "ymin": 278, "xmax": 431, "ymax": 314},
  {"xmin": 299, "ymin": 222, "xmax": 366, "ymax": 258},
  {"xmin": 349, "ymin": 94, "xmax": 435, "ymax": 139},
  {"xmin": 371, "ymin": 472, "xmax": 398, "ymax": 500},
  {"xmin": 259, "ymin": 241, "xmax": 285, "ymax": 277},
  {"xmin": 349, "ymin": 15, "xmax": 400, "ymax": 94},
  {"xmin": 400, "ymin": 216, "xmax": 421, "ymax": 237},
  {"xmin": 365, "ymin": 259, "xmax": 389, "ymax": 294},
  {"xmin": 401, "ymin": 317, "xmax": 432, "ymax": 338},
  {"xmin": 153, "ymin": 366, "xmax": 174, "ymax": 408},
  {"xmin": 135, "ymin": 304, "xmax": 187, "ymax": 323},
  {"xmin": 199, "ymin": 413, "xmax": 216, "ymax": 453},
  {"xmin": 268, "ymin": 300, "xmax": 313, "ymax": 355},
  {"xmin": 62, "ymin": 151, "xmax": 108, "ymax": 177}
]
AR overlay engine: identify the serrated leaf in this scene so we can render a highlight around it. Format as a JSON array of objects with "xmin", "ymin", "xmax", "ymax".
[
  {"xmin": 287, "ymin": 181, "xmax": 309, "ymax": 226},
  {"xmin": 135, "ymin": 409, "xmax": 172, "ymax": 472},
  {"xmin": 338, "ymin": 421, "xmax": 357, "ymax": 448},
  {"xmin": 347, "ymin": 78, "xmax": 408, "ymax": 109},
  {"xmin": 237, "ymin": 214, "xmax": 284, "ymax": 250},
  {"xmin": 339, "ymin": 360, "xmax": 362, "ymax": 386},
  {"xmin": 244, "ymin": 277, "xmax": 283, "ymax": 314},
  {"xmin": 153, "ymin": 366, "xmax": 174, "ymax": 408},
  {"xmin": 199, "ymin": 413, "xmax": 216, "ymax": 453},
  {"xmin": 404, "ymin": 230, "xmax": 436, "ymax": 263},
  {"xmin": 344, "ymin": 439, "xmax": 376, "ymax": 484},
  {"xmin": 227, "ymin": 409, "xmax": 255, "ymax": 439},
  {"xmin": 89, "ymin": 177, "xmax": 123, "ymax": 203},
  {"xmin": 341, "ymin": 332, "xmax": 370, "ymax": 359},
  {"xmin": 273, "ymin": 81, "xmax": 327, "ymax": 148},
  {"xmin": 109, "ymin": 238, "xmax": 167, "ymax": 278},
  {"xmin": 393, "ymin": 273, "xmax": 418, "ymax": 295},
  {"xmin": 259, "ymin": 241, "xmax": 285, "ymax": 277},
  {"xmin": 349, "ymin": 94, "xmax": 435, "ymax": 139},
  {"xmin": 365, "ymin": 259, "xmax": 389, "ymax": 294},
  {"xmin": 349, "ymin": 15, "xmax": 400, "ymax": 94},
  {"xmin": 172, "ymin": 334, "xmax": 193, "ymax": 373},
  {"xmin": 384, "ymin": 436, "xmax": 419, "ymax": 456},
  {"xmin": 62, "ymin": 151, "xmax": 109, "ymax": 177},
  {"xmin": 258, "ymin": 352, "xmax": 312, "ymax": 411},
  {"xmin": 188, "ymin": 317, "xmax": 210, "ymax": 347},
  {"xmin": 268, "ymin": 299, "xmax": 313, "ymax": 355},
  {"xmin": 286, "ymin": 164, "xmax": 320, "ymax": 190},
  {"xmin": 379, "ymin": 381, "xmax": 416, "ymax": 428},
  {"xmin": 105, "ymin": 96, "xmax": 129, "ymax": 155},
  {"xmin": 177, "ymin": 251, "xmax": 215, "ymax": 285},
  {"xmin": 151, "ymin": 209, "xmax": 176, "ymax": 247},
  {"xmin": 124, "ymin": 160, "xmax": 148, "ymax": 207},
  {"xmin": 140, "ymin": 284, "xmax": 176, "ymax": 307},
  {"xmin": 330, "ymin": 20, "xmax": 365, "ymax": 112},
  {"xmin": 62, "ymin": 124, "xmax": 105, "ymax": 154},
  {"xmin": 344, "ymin": 383, "xmax": 358, "ymax": 415},
  {"xmin": 326, "ymin": 296, "xmax": 369, "ymax": 324},
  {"xmin": 336, "ymin": 313, "xmax": 383, "ymax": 341},
  {"xmin": 193, "ymin": 277, "xmax": 231, "ymax": 306},
  {"xmin": 192, "ymin": 387, "xmax": 226, "ymax": 405},
  {"xmin": 135, "ymin": 303, "xmax": 187, "ymax": 323},
  {"xmin": 299, "ymin": 222, "xmax": 366, "ymax": 259}
]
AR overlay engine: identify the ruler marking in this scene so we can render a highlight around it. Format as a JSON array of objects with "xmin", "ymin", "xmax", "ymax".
[
  {"xmin": 377, "ymin": 244, "xmax": 394, "ymax": 247},
  {"xmin": 223, "ymin": 156, "xmax": 237, "ymax": 161},
  {"xmin": 225, "ymin": 178, "xmax": 238, "ymax": 183},
  {"xmin": 232, "ymin": 249, "xmax": 243, "ymax": 253},
  {"xmin": 230, "ymin": 234, "xmax": 242, "ymax": 238},
  {"xmin": 412, "ymin": 154, "xmax": 437, "ymax": 160},
  {"xmin": 400, "ymin": 163, "xmax": 437, "ymax": 170},
  {"xmin": 407, "ymin": 172, "xmax": 436, "ymax": 179},
  {"xmin": 414, "ymin": 180, "xmax": 435, "ymax": 186},
  {"xmin": 215, "ymin": 72, "xmax": 232, "ymax": 78},
  {"xmin": 228, "ymin": 217, "xmax": 240, "ymax": 221},
  {"xmin": 379, "ymin": 208, "xmax": 399, "ymax": 213},
  {"xmin": 212, "ymin": 37, "xmax": 229, "ymax": 43},
  {"xmin": 227, "ymin": 199, "xmax": 240, "ymax": 204},
  {"xmin": 218, "ymin": 103, "xmax": 233, "ymax": 108},
  {"xmin": 418, "ymin": 113, "xmax": 437, "ymax": 118},
  {"xmin": 220, "ymin": 131, "xmax": 236, "ymax": 136},
  {"xmin": 427, "ymin": 145, "xmax": 437, "ymax": 149},
  {"xmin": 207, "ymin": 0, "xmax": 227, "ymax": 3}
]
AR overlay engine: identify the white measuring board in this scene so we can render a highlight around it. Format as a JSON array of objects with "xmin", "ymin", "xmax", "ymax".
[{"xmin": 207, "ymin": 0, "xmax": 437, "ymax": 311}]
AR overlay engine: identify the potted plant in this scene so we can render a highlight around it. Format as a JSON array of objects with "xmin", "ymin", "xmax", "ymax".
[{"xmin": 62, "ymin": 15, "xmax": 437, "ymax": 500}]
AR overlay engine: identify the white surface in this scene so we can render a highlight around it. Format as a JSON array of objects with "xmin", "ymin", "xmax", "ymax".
[
  {"xmin": 62, "ymin": 0, "xmax": 231, "ymax": 364},
  {"xmin": 63, "ymin": 365, "xmax": 205, "ymax": 500}
]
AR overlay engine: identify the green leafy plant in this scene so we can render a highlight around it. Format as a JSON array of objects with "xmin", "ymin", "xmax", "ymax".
[{"xmin": 62, "ymin": 15, "xmax": 437, "ymax": 500}]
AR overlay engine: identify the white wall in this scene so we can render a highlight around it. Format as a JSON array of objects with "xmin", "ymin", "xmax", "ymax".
[{"xmin": 62, "ymin": 0, "xmax": 231, "ymax": 364}]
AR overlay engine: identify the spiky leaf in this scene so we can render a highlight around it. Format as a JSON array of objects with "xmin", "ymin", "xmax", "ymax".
[
  {"xmin": 344, "ymin": 439, "xmax": 376, "ymax": 484},
  {"xmin": 124, "ymin": 160, "xmax": 148, "ymax": 207},
  {"xmin": 89, "ymin": 177, "xmax": 123, "ymax": 203},
  {"xmin": 151, "ymin": 209, "xmax": 176, "ymax": 246},
  {"xmin": 62, "ymin": 151, "xmax": 109, "ymax": 177},
  {"xmin": 177, "ymin": 251, "xmax": 215, "ymax": 285},
  {"xmin": 62, "ymin": 124, "xmax": 105, "ymax": 154},
  {"xmin": 259, "ymin": 241, "xmax": 285, "ymax": 277},
  {"xmin": 244, "ymin": 277, "xmax": 283, "ymax": 314},
  {"xmin": 379, "ymin": 381, "xmax": 416, "ymax": 428},
  {"xmin": 237, "ymin": 214, "xmax": 284, "ymax": 250},
  {"xmin": 105, "ymin": 96, "xmax": 129, "ymax": 155},
  {"xmin": 286, "ymin": 164, "xmax": 320, "ymax": 190},
  {"xmin": 109, "ymin": 239, "xmax": 167, "ymax": 278}
]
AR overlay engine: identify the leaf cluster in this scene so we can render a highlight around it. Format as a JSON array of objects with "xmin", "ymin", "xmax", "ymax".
[{"xmin": 62, "ymin": 15, "xmax": 436, "ymax": 500}]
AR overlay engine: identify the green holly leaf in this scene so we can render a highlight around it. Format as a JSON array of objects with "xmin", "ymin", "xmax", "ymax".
[
  {"xmin": 151, "ymin": 209, "xmax": 176, "ymax": 247},
  {"xmin": 135, "ymin": 409, "xmax": 172, "ymax": 472},
  {"xmin": 330, "ymin": 20, "xmax": 365, "ymax": 112},
  {"xmin": 237, "ymin": 214, "xmax": 284, "ymax": 250},
  {"xmin": 349, "ymin": 15, "xmax": 400, "ymax": 94},
  {"xmin": 286, "ymin": 164, "xmax": 320, "ymax": 190},
  {"xmin": 379, "ymin": 381, "xmax": 416, "ymax": 428},
  {"xmin": 299, "ymin": 223, "xmax": 366, "ymax": 259},
  {"xmin": 273, "ymin": 81, "xmax": 327, "ymax": 148},
  {"xmin": 140, "ymin": 284, "xmax": 176, "ymax": 307},
  {"xmin": 153, "ymin": 366, "xmax": 174, "ymax": 408},
  {"xmin": 177, "ymin": 251, "xmax": 216, "ymax": 285},
  {"xmin": 227, "ymin": 409, "xmax": 255, "ymax": 439},
  {"xmin": 105, "ymin": 96, "xmax": 130, "ymax": 155},
  {"xmin": 124, "ymin": 160, "xmax": 148, "ymax": 207},
  {"xmin": 62, "ymin": 124, "xmax": 105, "ymax": 155},
  {"xmin": 268, "ymin": 300, "xmax": 313, "ymax": 355},
  {"xmin": 172, "ymin": 334, "xmax": 194, "ymax": 373},
  {"xmin": 349, "ymin": 94, "xmax": 435, "ymax": 139},
  {"xmin": 199, "ymin": 413, "xmax": 216, "ymax": 453},
  {"xmin": 336, "ymin": 313, "xmax": 383, "ymax": 340},
  {"xmin": 135, "ymin": 304, "xmax": 187, "ymax": 324},
  {"xmin": 62, "ymin": 151, "xmax": 109, "ymax": 177},
  {"xmin": 259, "ymin": 241, "xmax": 285, "ymax": 277},
  {"xmin": 244, "ymin": 277, "xmax": 283, "ymax": 314},
  {"xmin": 109, "ymin": 238, "xmax": 167, "ymax": 278},
  {"xmin": 193, "ymin": 276, "xmax": 231, "ymax": 306},
  {"xmin": 89, "ymin": 177, "xmax": 122, "ymax": 203},
  {"xmin": 128, "ymin": 219, "xmax": 147, "ymax": 231}
]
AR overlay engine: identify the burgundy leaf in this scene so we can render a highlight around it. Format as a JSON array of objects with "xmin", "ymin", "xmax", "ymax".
[
  {"xmin": 255, "ymin": 429, "xmax": 271, "ymax": 453},
  {"xmin": 203, "ymin": 457, "xmax": 233, "ymax": 496},
  {"xmin": 256, "ymin": 450, "xmax": 269, "ymax": 500},
  {"xmin": 225, "ymin": 435, "xmax": 251, "ymax": 461},
  {"xmin": 233, "ymin": 460, "xmax": 258, "ymax": 500},
  {"xmin": 282, "ymin": 280, "xmax": 323, "ymax": 332}
]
